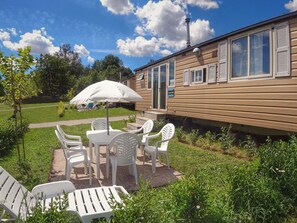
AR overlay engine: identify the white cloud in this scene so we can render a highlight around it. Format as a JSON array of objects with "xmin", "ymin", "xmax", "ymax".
[
  {"xmin": 87, "ymin": 56, "xmax": 95, "ymax": 63},
  {"xmin": 187, "ymin": 0, "xmax": 219, "ymax": 10},
  {"xmin": 8, "ymin": 28, "xmax": 17, "ymax": 36},
  {"xmin": 74, "ymin": 44, "xmax": 90, "ymax": 57},
  {"xmin": 100, "ymin": 0, "xmax": 134, "ymax": 15},
  {"xmin": 117, "ymin": 0, "xmax": 215, "ymax": 57},
  {"xmin": 0, "ymin": 31, "xmax": 10, "ymax": 41},
  {"xmin": 285, "ymin": 0, "xmax": 297, "ymax": 11},
  {"xmin": 117, "ymin": 36, "xmax": 160, "ymax": 56},
  {"xmin": 2, "ymin": 28, "xmax": 59, "ymax": 54}
]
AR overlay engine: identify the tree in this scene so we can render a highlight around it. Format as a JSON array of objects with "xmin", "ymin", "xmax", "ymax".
[
  {"xmin": 35, "ymin": 44, "xmax": 83, "ymax": 98},
  {"xmin": 0, "ymin": 47, "xmax": 37, "ymax": 162}
]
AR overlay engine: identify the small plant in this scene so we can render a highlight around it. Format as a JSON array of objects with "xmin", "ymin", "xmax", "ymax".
[
  {"xmin": 22, "ymin": 193, "xmax": 78, "ymax": 223},
  {"xmin": 57, "ymin": 101, "xmax": 65, "ymax": 117},
  {"xmin": 175, "ymin": 127, "xmax": 187, "ymax": 143},
  {"xmin": 127, "ymin": 114, "xmax": 136, "ymax": 123},
  {"xmin": 153, "ymin": 118, "xmax": 166, "ymax": 132},
  {"xmin": 189, "ymin": 129, "xmax": 200, "ymax": 145},
  {"xmin": 204, "ymin": 130, "xmax": 216, "ymax": 143},
  {"xmin": 218, "ymin": 125, "xmax": 234, "ymax": 152},
  {"xmin": 241, "ymin": 135, "xmax": 257, "ymax": 158}
]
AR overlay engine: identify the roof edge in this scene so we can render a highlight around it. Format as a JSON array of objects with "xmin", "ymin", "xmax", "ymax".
[{"xmin": 134, "ymin": 10, "xmax": 297, "ymax": 72}]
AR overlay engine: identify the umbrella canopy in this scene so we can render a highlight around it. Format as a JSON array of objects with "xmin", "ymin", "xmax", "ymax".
[
  {"xmin": 70, "ymin": 80, "xmax": 143, "ymax": 105},
  {"xmin": 70, "ymin": 80, "xmax": 143, "ymax": 134}
]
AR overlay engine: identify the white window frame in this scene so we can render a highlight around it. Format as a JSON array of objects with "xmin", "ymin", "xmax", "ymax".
[
  {"xmin": 208, "ymin": 64, "xmax": 217, "ymax": 83},
  {"xmin": 229, "ymin": 26, "xmax": 273, "ymax": 80},
  {"xmin": 190, "ymin": 68, "xmax": 204, "ymax": 84},
  {"xmin": 147, "ymin": 68, "xmax": 152, "ymax": 90},
  {"xmin": 168, "ymin": 60, "xmax": 175, "ymax": 87}
]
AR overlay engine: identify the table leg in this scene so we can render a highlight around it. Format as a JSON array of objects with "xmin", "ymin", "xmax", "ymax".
[
  {"xmin": 95, "ymin": 144, "xmax": 100, "ymax": 179},
  {"xmin": 89, "ymin": 140, "xmax": 93, "ymax": 162}
]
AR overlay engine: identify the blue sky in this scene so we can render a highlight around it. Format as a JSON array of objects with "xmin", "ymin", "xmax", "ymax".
[{"xmin": 0, "ymin": 0, "xmax": 295, "ymax": 71}]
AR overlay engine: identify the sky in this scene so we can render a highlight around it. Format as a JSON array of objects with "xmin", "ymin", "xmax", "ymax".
[{"xmin": 0, "ymin": 0, "xmax": 296, "ymax": 71}]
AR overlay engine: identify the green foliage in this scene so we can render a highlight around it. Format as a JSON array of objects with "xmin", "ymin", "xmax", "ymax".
[
  {"xmin": 0, "ymin": 47, "xmax": 36, "ymax": 162},
  {"xmin": 16, "ymin": 160, "xmax": 41, "ymax": 187},
  {"xmin": 153, "ymin": 118, "xmax": 167, "ymax": 132},
  {"xmin": 127, "ymin": 114, "xmax": 136, "ymax": 123},
  {"xmin": 21, "ymin": 193, "xmax": 79, "ymax": 223},
  {"xmin": 0, "ymin": 119, "xmax": 16, "ymax": 155},
  {"xmin": 175, "ymin": 127, "xmax": 187, "ymax": 143},
  {"xmin": 241, "ymin": 135, "xmax": 258, "ymax": 158},
  {"xmin": 189, "ymin": 129, "xmax": 200, "ymax": 145},
  {"xmin": 258, "ymin": 135, "xmax": 297, "ymax": 205},
  {"xmin": 231, "ymin": 162, "xmax": 290, "ymax": 223},
  {"xmin": 112, "ymin": 176, "xmax": 208, "ymax": 223},
  {"xmin": 204, "ymin": 130, "xmax": 217, "ymax": 143},
  {"xmin": 218, "ymin": 125, "xmax": 234, "ymax": 151},
  {"xmin": 57, "ymin": 101, "xmax": 65, "ymax": 117}
]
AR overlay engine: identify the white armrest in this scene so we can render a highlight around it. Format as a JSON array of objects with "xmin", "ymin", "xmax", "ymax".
[
  {"xmin": 129, "ymin": 128, "xmax": 143, "ymax": 134},
  {"xmin": 64, "ymin": 134, "xmax": 82, "ymax": 142},
  {"xmin": 156, "ymin": 139, "xmax": 170, "ymax": 147},
  {"xmin": 64, "ymin": 139, "xmax": 83, "ymax": 147},
  {"xmin": 145, "ymin": 132, "xmax": 161, "ymax": 146},
  {"xmin": 32, "ymin": 181, "xmax": 76, "ymax": 199}
]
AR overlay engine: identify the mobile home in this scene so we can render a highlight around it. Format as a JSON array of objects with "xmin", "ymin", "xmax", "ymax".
[{"xmin": 134, "ymin": 11, "xmax": 297, "ymax": 134}]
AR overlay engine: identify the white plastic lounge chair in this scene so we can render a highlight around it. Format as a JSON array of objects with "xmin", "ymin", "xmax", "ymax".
[
  {"xmin": 0, "ymin": 166, "xmax": 128, "ymax": 223},
  {"xmin": 55, "ymin": 130, "xmax": 92, "ymax": 185},
  {"xmin": 143, "ymin": 123, "xmax": 175, "ymax": 173},
  {"xmin": 91, "ymin": 118, "xmax": 114, "ymax": 131},
  {"xmin": 106, "ymin": 133, "xmax": 140, "ymax": 185},
  {"xmin": 129, "ymin": 119, "xmax": 154, "ymax": 146}
]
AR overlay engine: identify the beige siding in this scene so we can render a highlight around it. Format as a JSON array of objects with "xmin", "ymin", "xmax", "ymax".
[{"xmin": 135, "ymin": 17, "xmax": 297, "ymax": 133}]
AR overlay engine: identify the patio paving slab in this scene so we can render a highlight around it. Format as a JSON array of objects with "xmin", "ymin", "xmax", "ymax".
[{"xmin": 49, "ymin": 146, "xmax": 183, "ymax": 191}]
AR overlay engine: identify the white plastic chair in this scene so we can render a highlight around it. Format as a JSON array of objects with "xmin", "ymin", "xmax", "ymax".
[
  {"xmin": 56, "ymin": 124, "xmax": 82, "ymax": 143},
  {"xmin": 106, "ymin": 133, "xmax": 140, "ymax": 185},
  {"xmin": 91, "ymin": 118, "xmax": 114, "ymax": 131},
  {"xmin": 143, "ymin": 123, "xmax": 175, "ymax": 173},
  {"xmin": 0, "ymin": 166, "xmax": 128, "ymax": 223},
  {"xmin": 55, "ymin": 130, "xmax": 92, "ymax": 185},
  {"xmin": 129, "ymin": 119, "xmax": 154, "ymax": 145}
]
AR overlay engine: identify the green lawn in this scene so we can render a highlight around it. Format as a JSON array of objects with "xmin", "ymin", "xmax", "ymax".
[{"xmin": 0, "ymin": 102, "xmax": 136, "ymax": 123}]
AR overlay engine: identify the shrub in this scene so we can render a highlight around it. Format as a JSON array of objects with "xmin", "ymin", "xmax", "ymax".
[
  {"xmin": 175, "ymin": 127, "xmax": 187, "ymax": 143},
  {"xmin": 189, "ymin": 129, "xmax": 200, "ymax": 145},
  {"xmin": 258, "ymin": 135, "xmax": 297, "ymax": 205},
  {"xmin": 218, "ymin": 125, "xmax": 234, "ymax": 152},
  {"xmin": 20, "ymin": 193, "xmax": 79, "ymax": 223},
  {"xmin": 57, "ymin": 101, "xmax": 65, "ymax": 117},
  {"xmin": 231, "ymin": 162, "xmax": 290, "ymax": 223},
  {"xmin": 112, "ymin": 176, "xmax": 208, "ymax": 223},
  {"xmin": 0, "ymin": 119, "xmax": 16, "ymax": 155},
  {"xmin": 127, "ymin": 114, "xmax": 136, "ymax": 123}
]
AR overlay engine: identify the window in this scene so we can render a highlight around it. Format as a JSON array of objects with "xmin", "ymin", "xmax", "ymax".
[
  {"xmin": 190, "ymin": 67, "xmax": 207, "ymax": 84},
  {"xmin": 231, "ymin": 29, "xmax": 271, "ymax": 78},
  {"xmin": 191, "ymin": 69, "xmax": 203, "ymax": 83},
  {"xmin": 168, "ymin": 60, "xmax": 175, "ymax": 87},
  {"xmin": 147, "ymin": 68, "xmax": 152, "ymax": 89}
]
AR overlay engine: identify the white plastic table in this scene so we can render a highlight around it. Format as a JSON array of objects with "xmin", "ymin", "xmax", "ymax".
[{"xmin": 86, "ymin": 129, "xmax": 122, "ymax": 179}]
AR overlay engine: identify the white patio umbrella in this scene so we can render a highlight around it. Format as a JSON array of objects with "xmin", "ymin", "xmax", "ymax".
[{"xmin": 70, "ymin": 80, "xmax": 143, "ymax": 134}]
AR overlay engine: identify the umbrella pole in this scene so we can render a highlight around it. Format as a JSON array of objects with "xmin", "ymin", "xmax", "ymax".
[{"xmin": 106, "ymin": 101, "xmax": 109, "ymax": 135}]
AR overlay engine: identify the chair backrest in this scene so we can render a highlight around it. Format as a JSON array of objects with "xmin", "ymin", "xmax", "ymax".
[
  {"xmin": 160, "ymin": 123, "xmax": 175, "ymax": 150},
  {"xmin": 0, "ymin": 166, "xmax": 33, "ymax": 221},
  {"xmin": 55, "ymin": 130, "xmax": 69, "ymax": 158},
  {"xmin": 56, "ymin": 124, "xmax": 67, "ymax": 140},
  {"xmin": 108, "ymin": 133, "xmax": 140, "ymax": 166},
  {"xmin": 141, "ymin": 119, "xmax": 154, "ymax": 143},
  {"xmin": 91, "ymin": 118, "xmax": 111, "ymax": 131}
]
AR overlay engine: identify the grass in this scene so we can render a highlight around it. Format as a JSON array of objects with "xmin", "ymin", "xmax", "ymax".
[{"xmin": 0, "ymin": 102, "xmax": 136, "ymax": 123}]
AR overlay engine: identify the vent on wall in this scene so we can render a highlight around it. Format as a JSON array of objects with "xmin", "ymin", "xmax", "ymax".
[{"xmin": 137, "ymin": 73, "xmax": 144, "ymax": 80}]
